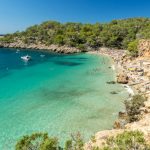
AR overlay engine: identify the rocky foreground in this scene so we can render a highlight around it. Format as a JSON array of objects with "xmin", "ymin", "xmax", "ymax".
[{"xmin": 85, "ymin": 48, "xmax": 150, "ymax": 149}]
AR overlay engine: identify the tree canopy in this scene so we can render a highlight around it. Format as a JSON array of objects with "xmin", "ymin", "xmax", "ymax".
[{"xmin": 1, "ymin": 18, "xmax": 150, "ymax": 51}]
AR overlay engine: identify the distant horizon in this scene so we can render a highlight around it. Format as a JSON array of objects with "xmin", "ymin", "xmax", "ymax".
[{"xmin": 0, "ymin": 0, "xmax": 150, "ymax": 34}]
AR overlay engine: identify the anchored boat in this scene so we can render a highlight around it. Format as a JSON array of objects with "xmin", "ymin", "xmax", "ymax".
[{"xmin": 21, "ymin": 55, "xmax": 31, "ymax": 61}]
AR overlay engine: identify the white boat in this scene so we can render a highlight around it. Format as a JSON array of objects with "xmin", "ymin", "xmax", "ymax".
[{"xmin": 21, "ymin": 55, "xmax": 31, "ymax": 61}]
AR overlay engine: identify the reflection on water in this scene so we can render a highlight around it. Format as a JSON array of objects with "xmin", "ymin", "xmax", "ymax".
[
  {"xmin": 39, "ymin": 86, "xmax": 99, "ymax": 101},
  {"xmin": 54, "ymin": 61, "xmax": 83, "ymax": 66}
]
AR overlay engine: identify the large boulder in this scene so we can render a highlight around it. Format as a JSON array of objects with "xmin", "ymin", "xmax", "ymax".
[
  {"xmin": 117, "ymin": 73, "xmax": 129, "ymax": 84},
  {"xmin": 146, "ymin": 72, "xmax": 150, "ymax": 79}
]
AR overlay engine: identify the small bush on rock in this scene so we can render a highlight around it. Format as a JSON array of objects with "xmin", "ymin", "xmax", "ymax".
[
  {"xmin": 16, "ymin": 132, "xmax": 84, "ymax": 150},
  {"xmin": 65, "ymin": 132, "xmax": 84, "ymax": 150},
  {"xmin": 127, "ymin": 40, "xmax": 138, "ymax": 57},
  {"xmin": 103, "ymin": 131, "xmax": 150, "ymax": 150},
  {"xmin": 124, "ymin": 95, "xmax": 146, "ymax": 122},
  {"xmin": 15, "ymin": 133, "xmax": 61, "ymax": 150}
]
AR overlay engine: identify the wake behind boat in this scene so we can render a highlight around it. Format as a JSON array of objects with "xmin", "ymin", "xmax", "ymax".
[{"xmin": 21, "ymin": 55, "xmax": 31, "ymax": 61}]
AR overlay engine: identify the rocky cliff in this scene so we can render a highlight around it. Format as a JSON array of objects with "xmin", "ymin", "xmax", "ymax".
[
  {"xmin": 85, "ymin": 49, "xmax": 150, "ymax": 150},
  {"xmin": 0, "ymin": 41, "xmax": 81, "ymax": 54},
  {"xmin": 138, "ymin": 39, "xmax": 150, "ymax": 57}
]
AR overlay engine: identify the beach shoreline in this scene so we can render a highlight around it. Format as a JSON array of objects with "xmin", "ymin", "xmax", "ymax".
[
  {"xmin": 85, "ymin": 48, "xmax": 150, "ymax": 149},
  {"xmin": 87, "ymin": 48, "xmax": 150, "ymax": 96},
  {"xmin": 87, "ymin": 49, "xmax": 135, "ymax": 96}
]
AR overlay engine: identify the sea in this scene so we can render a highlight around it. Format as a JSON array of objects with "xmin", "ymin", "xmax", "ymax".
[{"xmin": 0, "ymin": 48, "xmax": 128, "ymax": 149}]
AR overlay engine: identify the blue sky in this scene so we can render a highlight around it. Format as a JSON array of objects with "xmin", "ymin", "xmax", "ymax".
[{"xmin": 0, "ymin": 0, "xmax": 150, "ymax": 34}]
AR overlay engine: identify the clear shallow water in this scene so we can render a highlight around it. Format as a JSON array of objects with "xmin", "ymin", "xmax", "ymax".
[{"xmin": 0, "ymin": 48, "xmax": 128, "ymax": 149}]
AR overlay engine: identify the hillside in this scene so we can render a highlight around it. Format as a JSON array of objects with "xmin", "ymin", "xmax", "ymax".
[{"xmin": 0, "ymin": 18, "xmax": 150, "ymax": 53}]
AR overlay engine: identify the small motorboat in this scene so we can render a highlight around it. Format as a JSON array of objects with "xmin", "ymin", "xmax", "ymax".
[{"xmin": 21, "ymin": 55, "xmax": 31, "ymax": 61}]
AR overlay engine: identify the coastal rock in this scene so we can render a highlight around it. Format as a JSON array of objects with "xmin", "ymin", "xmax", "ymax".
[
  {"xmin": 113, "ymin": 120, "xmax": 122, "ymax": 129},
  {"xmin": 0, "ymin": 42, "xmax": 81, "ymax": 54},
  {"xmin": 113, "ymin": 119, "xmax": 127, "ymax": 129},
  {"xmin": 106, "ymin": 81, "xmax": 116, "ymax": 84},
  {"xmin": 110, "ymin": 91, "xmax": 118, "ymax": 94},
  {"xmin": 85, "ymin": 49, "xmax": 150, "ymax": 150},
  {"xmin": 117, "ymin": 73, "xmax": 129, "ymax": 84},
  {"xmin": 146, "ymin": 72, "xmax": 150, "ymax": 79},
  {"xmin": 138, "ymin": 39, "xmax": 150, "ymax": 57},
  {"xmin": 140, "ymin": 107, "xmax": 149, "ymax": 114},
  {"xmin": 118, "ymin": 111, "xmax": 127, "ymax": 119},
  {"xmin": 84, "ymin": 129, "xmax": 123, "ymax": 150}
]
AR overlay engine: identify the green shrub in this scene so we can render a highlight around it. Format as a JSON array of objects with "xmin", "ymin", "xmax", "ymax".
[
  {"xmin": 16, "ymin": 132, "xmax": 84, "ymax": 150},
  {"xmin": 40, "ymin": 138, "xmax": 61, "ymax": 150},
  {"xmin": 64, "ymin": 140, "xmax": 73, "ymax": 150},
  {"xmin": 103, "ymin": 131, "xmax": 150, "ymax": 150},
  {"xmin": 127, "ymin": 40, "xmax": 138, "ymax": 57},
  {"xmin": 53, "ymin": 35, "xmax": 64, "ymax": 46},
  {"xmin": 15, "ymin": 130, "xmax": 150, "ymax": 150},
  {"xmin": 15, "ymin": 133, "xmax": 61, "ymax": 150},
  {"xmin": 124, "ymin": 95, "xmax": 146, "ymax": 122},
  {"xmin": 64, "ymin": 132, "xmax": 84, "ymax": 150},
  {"xmin": 77, "ymin": 44, "xmax": 86, "ymax": 50}
]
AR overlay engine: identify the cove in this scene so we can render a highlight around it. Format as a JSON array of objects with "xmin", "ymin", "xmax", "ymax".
[{"xmin": 0, "ymin": 48, "xmax": 128, "ymax": 149}]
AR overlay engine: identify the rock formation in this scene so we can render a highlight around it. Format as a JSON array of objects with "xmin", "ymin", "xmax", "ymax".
[
  {"xmin": 0, "ymin": 41, "xmax": 81, "ymax": 54},
  {"xmin": 138, "ymin": 39, "xmax": 150, "ymax": 57},
  {"xmin": 117, "ymin": 73, "xmax": 129, "ymax": 84}
]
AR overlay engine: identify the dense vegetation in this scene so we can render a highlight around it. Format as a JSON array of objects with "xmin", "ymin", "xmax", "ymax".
[
  {"xmin": 124, "ymin": 95, "xmax": 146, "ymax": 123},
  {"xmin": 15, "ymin": 132, "xmax": 84, "ymax": 150},
  {"xmin": 101, "ymin": 131, "xmax": 150, "ymax": 150},
  {"xmin": 16, "ymin": 131, "xmax": 150, "ymax": 150},
  {"xmin": 0, "ymin": 18, "xmax": 150, "ymax": 53}
]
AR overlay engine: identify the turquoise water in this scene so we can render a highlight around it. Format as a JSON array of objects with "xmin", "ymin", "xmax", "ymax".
[{"xmin": 0, "ymin": 48, "xmax": 128, "ymax": 149}]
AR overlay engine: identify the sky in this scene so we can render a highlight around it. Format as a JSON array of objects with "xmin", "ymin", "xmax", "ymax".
[{"xmin": 0, "ymin": 0, "xmax": 150, "ymax": 34}]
